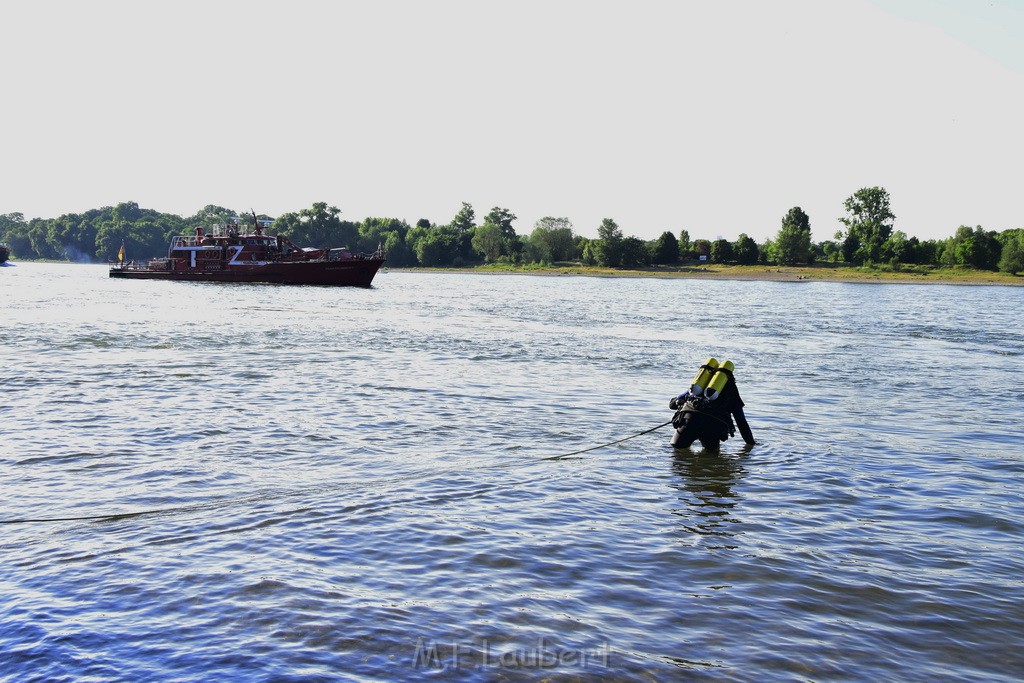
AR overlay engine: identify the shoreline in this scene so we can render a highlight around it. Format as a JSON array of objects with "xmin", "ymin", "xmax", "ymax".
[
  {"xmin": 11, "ymin": 259, "xmax": 1022, "ymax": 287},
  {"xmin": 388, "ymin": 264, "xmax": 1024, "ymax": 287}
]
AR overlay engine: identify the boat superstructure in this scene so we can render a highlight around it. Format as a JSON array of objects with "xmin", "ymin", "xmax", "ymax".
[{"xmin": 109, "ymin": 217, "xmax": 384, "ymax": 286}]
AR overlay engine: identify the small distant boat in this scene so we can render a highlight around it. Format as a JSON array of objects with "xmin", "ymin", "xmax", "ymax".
[
  {"xmin": 109, "ymin": 216, "xmax": 385, "ymax": 287},
  {"xmin": 0, "ymin": 243, "xmax": 9, "ymax": 264}
]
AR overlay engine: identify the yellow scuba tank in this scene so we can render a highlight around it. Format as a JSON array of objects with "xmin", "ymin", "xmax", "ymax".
[
  {"xmin": 689, "ymin": 358, "xmax": 719, "ymax": 396},
  {"xmin": 704, "ymin": 360, "xmax": 735, "ymax": 401}
]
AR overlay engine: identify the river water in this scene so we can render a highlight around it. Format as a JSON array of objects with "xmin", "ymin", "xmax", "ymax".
[{"xmin": 1, "ymin": 262, "xmax": 1022, "ymax": 682}]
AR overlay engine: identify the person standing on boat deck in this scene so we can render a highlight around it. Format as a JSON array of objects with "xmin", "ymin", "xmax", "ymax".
[{"xmin": 669, "ymin": 362, "xmax": 755, "ymax": 450}]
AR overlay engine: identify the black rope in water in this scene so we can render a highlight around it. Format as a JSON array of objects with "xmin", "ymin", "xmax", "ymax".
[
  {"xmin": 541, "ymin": 420, "xmax": 674, "ymax": 461},
  {"xmin": 2, "ymin": 420, "xmax": 681, "ymax": 525},
  {"xmin": 0, "ymin": 508, "xmax": 175, "ymax": 526}
]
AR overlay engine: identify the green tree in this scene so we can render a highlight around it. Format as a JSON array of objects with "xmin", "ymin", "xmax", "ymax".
[
  {"xmin": 112, "ymin": 201, "xmax": 143, "ymax": 225},
  {"xmin": 772, "ymin": 206, "xmax": 812, "ymax": 265},
  {"xmin": 881, "ymin": 230, "xmax": 911, "ymax": 265},
  {"xmin": 901, "ymin": 235, "xmax": 921, "ymax": 264},
  {"xmin": 710, "ymin": 238, "xmax": 734, "ymax": 263},
  {"xmin": 818, "ymin": 240, "xmax": 842, "ymax": 263},
  {"xmin": 997, "ymin": 229, "xmax": 1024, "ymax": 274},
  {"xmin": 415, "ymin": 233, "xmax": 448, "ymax": 266},
  {"xmin": 733, "ymin": 233, "xmax": 759, "ymax": 265},
  {"xmin": 595, "ymin": 218, "xmax": 623, "ymax": 267},
  {"xmin": 677, "ymin": 229, "xmax": 691, "ymax": 258},
  {"xmin": 651, "ymin": 231, "xmax": 679, "ymax": 265},
  {"xmin": 620, "ymin": 236, "xmax": 650, "ymax": 267},
  {"xmin": 485, "ymin": 207, "xmax": 517, "ymax": 238},
  {"xmin": 943, "ymin": 225, "xmax": 1000, "ymax": 270},
  {"xmin": 471, "ymin": 222, "xmax": 505, "ymax": 262},
  {"xmin": 382, "ymin": 231, "xmax": 414, "ymax": 267},
  {"xmin": 416, "ymin": 224, "xmax": 462, "ymax": 266},
  {"xmin": 0, "ymin": 212, "xmax": 25, "ymax": 237},
  {"xmin": 0, "ymin": 212, "xmax": 30, "ymax": 258},
  {"xmin": 838, "ymin": 187, "xmax": 895, "ymax": 265},
  {"xmin": 973, "ymin": 226, "xmax": 1001, "ymax": 270},
  {"xmin": 358, "ymin": 217, "xmax": 409, "ymax": 253},
  {"xmin": 470, "ymin": 207, "xmax": 519, "ymax": 262},
  {"xmin": 692, "ymin": 239, "xmax": 711, "ymax": 262},
  {"xmin": 528, "ymin": 216, "xmax": 576, "ymax": 263},
  {"xmin": 128, "ymin": 219, "xmax": 170, "ymax": 259},
  {"xmin": 95, "ymin": 221, "xmax": 125, "ymax": 261},
  {"xmin": 272, "ymin": 211, "xmax": 304, "ymax": 241},
  {"xmin": 580, "ymin": 238, "xmax": 597, "ymax": 265},
  {"xmin": 783, "ymin": 206, "xmax": 810, "ymax": 232},
  {"xmin": 274, "ymin": 202, "xmax": 357, "ymax": 248},
  {"xmin": 45, "ymin": 212, "xmax": 97, "ymax": 262},
  {"xmin": 447, "ymin": 203, "xmax": 477, "ymax": 262},
  {"xmin": 914, "ymin": 239, "xmax": 942, "ymax": 266},
  {"xmin": 404, "ymin": 224, "xmax": 429, "ymax": 262},
  {"xmin": 187, "ymin": 204, "xmax": 237, "ymax": 227},
  {"xmin": 451, "ymin": 202, "xmax": 476, "ymax": 233},
  {"xmin": 838, "ymin": 232, "xmax": 858, "ymax": 263},
  {"xmin": 26, "ymin": 218, "xmax": 59, "ymax": 259}
]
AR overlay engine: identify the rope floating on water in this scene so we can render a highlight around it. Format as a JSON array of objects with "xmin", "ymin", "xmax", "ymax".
[
  {"xmin": 1, "ymin": 419, "xmax": 686, "ymax": 525},
  {"xmin": 541, "ymin": 420, "xmax": 675, "ymax": 460},
  {"xmin": 0, "ymin": 508, "xmax": 174, "ymax": 525}
]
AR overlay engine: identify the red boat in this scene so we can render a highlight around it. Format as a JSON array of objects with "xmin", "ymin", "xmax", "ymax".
[{"xmin": 109, "ymin": 219, "xmax": 385, "ymax": 286}]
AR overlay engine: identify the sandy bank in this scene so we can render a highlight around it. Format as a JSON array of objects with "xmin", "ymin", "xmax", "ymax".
[{"xmin": 390, "ymin": 264, "xmax": 1024, "ymax": 287}]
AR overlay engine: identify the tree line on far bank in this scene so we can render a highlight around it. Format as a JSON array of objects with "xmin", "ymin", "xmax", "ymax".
[{"xmin": 2, "ymin": 187, "xmax": 1023, "ymax": 275}]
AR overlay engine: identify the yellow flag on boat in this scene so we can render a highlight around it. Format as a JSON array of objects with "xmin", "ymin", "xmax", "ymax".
[{"xmin": 117, "ymin": 243, "xmax": 125, "ymax": 263}]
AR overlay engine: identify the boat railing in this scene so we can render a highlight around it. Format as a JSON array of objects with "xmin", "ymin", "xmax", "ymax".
[
  {"xmin": 325, "ymin": 248, "xmax": 351, "ymax": 262},
  {"xmin": 323, "ymin": 247, "xmax": 387, "ymax": 262},
  {"xmin": 171, "ymin": 236, "xmax": 206, "ymax": 248},
  {"xmin": 111, "ymin": 258, "xmax": 174, "ymax": 272}
]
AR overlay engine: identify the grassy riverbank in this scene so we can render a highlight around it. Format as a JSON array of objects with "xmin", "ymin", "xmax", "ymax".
[{"xmin": 394, "ymin": 262, "xmax": 1024, "ymax": 286}]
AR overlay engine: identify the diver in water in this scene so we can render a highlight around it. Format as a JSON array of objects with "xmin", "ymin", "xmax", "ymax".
[{"xmin": 670, "ymin": 358, "xmax": 755, "ymax": 450}]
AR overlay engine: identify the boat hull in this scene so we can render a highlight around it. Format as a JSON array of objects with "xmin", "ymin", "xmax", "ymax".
[{"xmin": 110, "ymin": 258, "xmax": 385, "ymax": 287}]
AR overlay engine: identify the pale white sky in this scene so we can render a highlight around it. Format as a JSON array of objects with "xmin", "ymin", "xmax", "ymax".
[{"xmin": 2, "ymin": 0, "xmax": 1022, "ymax": 242}]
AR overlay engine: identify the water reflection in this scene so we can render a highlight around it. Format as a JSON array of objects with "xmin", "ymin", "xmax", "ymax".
[{"xmin": 669, "ymin": 450, "xmax": 747, "ymax": 544}]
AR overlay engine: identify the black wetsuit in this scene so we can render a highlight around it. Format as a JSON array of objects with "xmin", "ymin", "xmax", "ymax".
[{"xmin": 670, "ymin": 371, "xmax": 755, "ymax": 449}]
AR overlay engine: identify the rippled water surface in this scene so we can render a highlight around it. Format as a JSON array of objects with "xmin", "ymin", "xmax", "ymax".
[{"xmin": 2, "ymin": 262, "xmax": 1023, "ymax": 681}]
